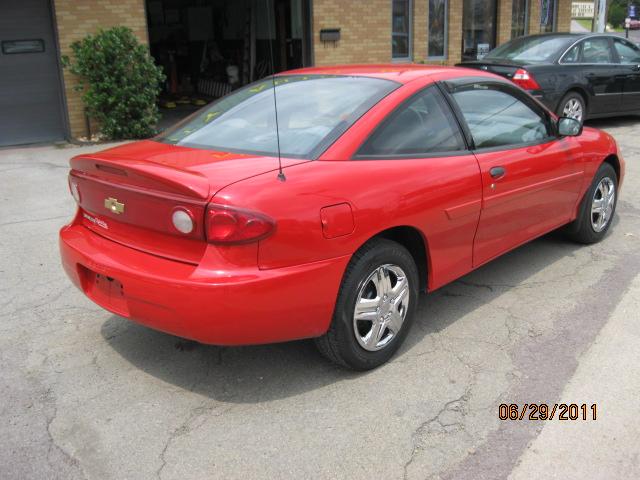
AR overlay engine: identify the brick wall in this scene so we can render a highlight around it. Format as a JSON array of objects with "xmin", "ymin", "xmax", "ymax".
[
  {"xmin": 414, "ymin": 0, "xmax": 427, "ymax": 61},
  {"xmin": 446, "ymin": 0, "xmax": 463, "ymax": 64},
  {"xmin": 556, "ymin": 0, "xmax": 572, "ymax": 32},
  {"xmin": 497, "ymin": 0, "xmax": 513, "ymax": 45},
  {"xmin": 54, "ymin": 0, "xmax": 148, "ymax": 138},
  {"xmin": 312, "ymin": 0, "xmax": 571, "ymax": 67},
  {"xmin": 313, "ymin": 0, "xmax": 392, "ymax": 65},
  {"xmin": 54, "ymin": 0, "xmax": 572, "ymax": 139}
]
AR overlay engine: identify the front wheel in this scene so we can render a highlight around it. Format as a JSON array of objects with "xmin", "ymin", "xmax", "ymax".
[
  {"xmin": 565, "ymin": 162, "xmax": 618, "ymax": 244},
  {"xmin": 315, "ymin": 238, "xmax": 419, "ymax": 370}
]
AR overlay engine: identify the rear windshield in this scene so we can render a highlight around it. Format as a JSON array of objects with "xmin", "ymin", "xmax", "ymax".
[
  {"xmin": 157, "ymin": 75, "xmax": 398, "ymax": 159},
  {"xmin": 484, "ymin": 36, "xmax": 576, "ymax": 63}
]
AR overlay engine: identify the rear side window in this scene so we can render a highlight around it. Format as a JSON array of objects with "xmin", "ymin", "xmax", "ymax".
[
  {"xmin": 452, "ymin": 85, "xmax": 550, "ymax": 149},
  {"xmin": 562, "ymin": 44, "xmax": 581, "ymax": 63},
  {"xmin": 581, "ymin": 38, "xmax": 613, "ymax": 64},
  {"xmin": 355, "ymin": 86, "xmax": 465, "ymax": 158},
  {"xmin": 613, "ymin": 38, "xmax": 640, "ymax": 64}
]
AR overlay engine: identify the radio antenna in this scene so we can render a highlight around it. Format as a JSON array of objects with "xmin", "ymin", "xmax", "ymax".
[{"xmin": 265, "ymin": 3, "xmax": 286, "ymax": 181}]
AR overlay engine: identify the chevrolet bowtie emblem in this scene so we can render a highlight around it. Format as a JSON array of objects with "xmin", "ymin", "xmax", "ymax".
[{"xmin": 104, "ymin": 197, "xmax": 125, "ymax": 214}]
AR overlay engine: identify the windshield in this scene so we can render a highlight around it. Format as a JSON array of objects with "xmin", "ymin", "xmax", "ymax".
[
  {"xmin": 158, "ymin": 75, "xmax": 398, "ymax": 159},
  {"xmin": 484, "ymin": 35, "xmax": 576, "ymax": 63}
]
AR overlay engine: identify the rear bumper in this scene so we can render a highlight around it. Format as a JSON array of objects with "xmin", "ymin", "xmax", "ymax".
[{"xmin": 60, "ymin": 224, "xmax": 349, "ymax": 345}]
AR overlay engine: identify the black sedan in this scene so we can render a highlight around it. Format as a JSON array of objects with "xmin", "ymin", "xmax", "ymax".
[{"xmin": 458, "ymin": 33, "xmax": 640, "ymax": 123}]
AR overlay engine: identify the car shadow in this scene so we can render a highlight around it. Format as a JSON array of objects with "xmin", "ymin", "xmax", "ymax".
[
  {"xmin": 100, "ymin": 220, "xmax": 611, "ymax": 404},
  {"xmin": 585, "ymin": 115, "xmax": 639, "ymax": 129}
]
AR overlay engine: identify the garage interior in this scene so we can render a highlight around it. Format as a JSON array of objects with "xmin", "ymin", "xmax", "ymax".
[{"xmin": 145, "ymin": 0, "xmax": 312, "ymax": 128}]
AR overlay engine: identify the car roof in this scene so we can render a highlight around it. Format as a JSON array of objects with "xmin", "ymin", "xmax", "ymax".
[
  {"xmin": 280, "ymin": 64, "xmax": 486, "ymax": 85},
  {"xmin": 511, "ymin": 32, "xmax": 620, "ymax": 40}
]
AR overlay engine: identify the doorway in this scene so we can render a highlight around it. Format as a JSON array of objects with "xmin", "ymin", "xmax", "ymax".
[{"xmin": 145, "ymin": 0, "xmax": 311, "ymax": 129}]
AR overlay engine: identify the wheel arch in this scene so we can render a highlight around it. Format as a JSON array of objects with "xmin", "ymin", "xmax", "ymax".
[
  {"xmin": 558, "ymin": 87, "xmax": 589, "ymax": 115},
  {"xmin": 569, "ymin": 153, "xmax": 621, "ymax": 234},
  {"xmin": 364, "ymin": 225, "xmax": 430, "ymax": 292},
  {"xmin": 603, "ymin": 154, "xmax": 621, "ymax": 184}
]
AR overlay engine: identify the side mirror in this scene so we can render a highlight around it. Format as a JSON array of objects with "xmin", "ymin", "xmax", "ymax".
[{"xmin": 558, "ymin": 117, "xmax": 582, "ymax": 137}]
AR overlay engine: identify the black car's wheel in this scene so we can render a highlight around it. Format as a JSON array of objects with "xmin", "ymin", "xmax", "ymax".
[
  {"xmin": 558, "ymin": 91, "xmax": 586, "ymax": 124},
  {"xmin": 565, "ymin": 162, "xmax": 618, "ymax": 244},
  {"xmin": 315, "ymin": 238, "xmax": 419, "ymax": 370}
]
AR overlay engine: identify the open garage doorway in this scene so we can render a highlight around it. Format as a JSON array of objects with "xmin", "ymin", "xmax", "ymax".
[{"xmin": 145, "ymin": 0, "xmax": 312, "ymax": 130}]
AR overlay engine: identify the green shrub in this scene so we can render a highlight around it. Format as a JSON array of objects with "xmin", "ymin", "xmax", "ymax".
[{"xmin": 63, "ymin": 27, "xmax": 165, "ymax": 140}]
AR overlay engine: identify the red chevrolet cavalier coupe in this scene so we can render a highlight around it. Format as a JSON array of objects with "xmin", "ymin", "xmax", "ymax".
[{"xmin": 60, "ymin": 65, "xmax": 624, "ymax": 370}]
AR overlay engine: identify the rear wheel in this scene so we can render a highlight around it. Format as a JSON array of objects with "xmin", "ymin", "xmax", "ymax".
[
  {"xmin": 315, "ymin": 238, "xmax": 419, "ymax": 370},
  {"xmin": 558, "ymin": 91, "xmax": 586, "ymax": 124},
  {"xmin": 565, "ymin": 162, "xmax": 618, "ymax": 244}
]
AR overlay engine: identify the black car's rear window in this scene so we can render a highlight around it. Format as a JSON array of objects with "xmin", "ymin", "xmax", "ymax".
[
  {"xmin": 484, "ymin": 35, "xmax": 577, "ymax": 63},
  {"xmin": 157, "ymin": 75, "xmax": 399, "ymax": 159}
]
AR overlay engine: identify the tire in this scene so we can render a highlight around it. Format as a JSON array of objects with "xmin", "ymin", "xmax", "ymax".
[
  {"xmin": 565, "ymin": 162, "xmax": 618, "ymax": 244},
  {"xmin": 315, "ymin": 238, "xmax": 419, "ymax": 370},
  {"xmin": 557, "ymin": 91, "xmax": 586, "ymax": 124}
]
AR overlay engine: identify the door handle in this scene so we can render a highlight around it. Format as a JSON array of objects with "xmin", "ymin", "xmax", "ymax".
[{"xmin": 490, "ymin": 166, "xmax": 506, "ymax": 179}]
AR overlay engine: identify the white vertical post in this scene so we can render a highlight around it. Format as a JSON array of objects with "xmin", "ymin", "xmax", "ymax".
[{"xmin": 596, "ymin": 0, "xmax": 608, "ymax": 32}]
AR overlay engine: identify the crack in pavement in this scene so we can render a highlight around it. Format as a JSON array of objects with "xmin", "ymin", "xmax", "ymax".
[
  {"xmin": 43, "ymin": 388, "xmax": 86, "ymax": 480},
  {"xmin": 403, "ymin": 390, "xmax": 471, "ymax": 480},
  {"xmin": 156, "ymin": 403, "xmax": 234, "ymax": 480},
  {"xmin": 0, "ymin": 214, "xmax": 70, "ymax": 229}
]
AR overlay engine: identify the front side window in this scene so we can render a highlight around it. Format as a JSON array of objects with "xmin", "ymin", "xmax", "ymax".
[
  {"xmin": 428, "ymin": 0, "xmax": 448, "ymax": 58},
  {"xmin": 581, "ymin": 38, "xmax": 613, "ymax": 64},
  {"xmin": 158, "ymin": 75, "xmax": 398, "ymax": 159},
  {"xmin": 356, "ymin": 87, "xmax": 464, "ymax": 157},
  {"xmin": 613, "ymin": 38, "xmax": 640, "ymax": 64},
  {"xmin": 452, "ymin": 86, "xmax": 550, "ymax": 149},
  {"xmin": 393, "ymin": 0, "xmax": 412, "ymax": 60}
]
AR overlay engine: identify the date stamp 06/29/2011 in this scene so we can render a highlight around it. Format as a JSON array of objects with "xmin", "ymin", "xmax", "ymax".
[{"xmin": 499, "ymin": 403, "xmax": 598, "ymax": 421}]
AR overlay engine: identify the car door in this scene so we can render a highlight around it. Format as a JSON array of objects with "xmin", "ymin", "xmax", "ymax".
[
  {"xmin": 579, "ymin": 36, "xmax": 622, "ymax": 114},
  {"xmin": 612, "ymin": 37, "xmax": 640, "ymax": 111},
  {"xmin": 352, "ymin": 84, "xmax": 483, "ymax": 288},
  {"xmin": 444, "ymin": 80, "xmax": 583, "ymax": 267}
]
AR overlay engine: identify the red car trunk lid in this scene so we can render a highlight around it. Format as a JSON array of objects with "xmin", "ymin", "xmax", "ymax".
[{"xmin": 70, "ymin": 140, "xmax": 306, "ymax": 264}]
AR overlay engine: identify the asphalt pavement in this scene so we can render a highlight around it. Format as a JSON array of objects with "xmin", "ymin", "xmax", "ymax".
[{"xmin": 1, "ymin": 116, "xmax": 639, "ymax": 479}]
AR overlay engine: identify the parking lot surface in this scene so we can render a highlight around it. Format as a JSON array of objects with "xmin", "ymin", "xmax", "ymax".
[{"xmin": 1, "ymin": 117, "xmax": 639, "ymax": 479}]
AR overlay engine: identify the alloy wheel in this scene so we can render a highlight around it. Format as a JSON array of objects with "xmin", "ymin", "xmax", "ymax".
[
  {"xmin": 563, "ymin": 98, "xmax": 583, "ymax": 122},
  {"xmin": 353, "ymin": 264, "xmax": 409, "ymax": 352},
  {"xmin": 591, "ymin": 177, "xmax": 615, "ymax": 233}
]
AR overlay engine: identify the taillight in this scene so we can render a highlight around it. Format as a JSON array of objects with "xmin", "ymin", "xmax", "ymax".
[
  {"xmin": 512, "ymin": 69, "xmax": 541, "ymax": 90},
  {"xmin": 206, "ymin": 204, "xmax": 275, "ymax": 244}
]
